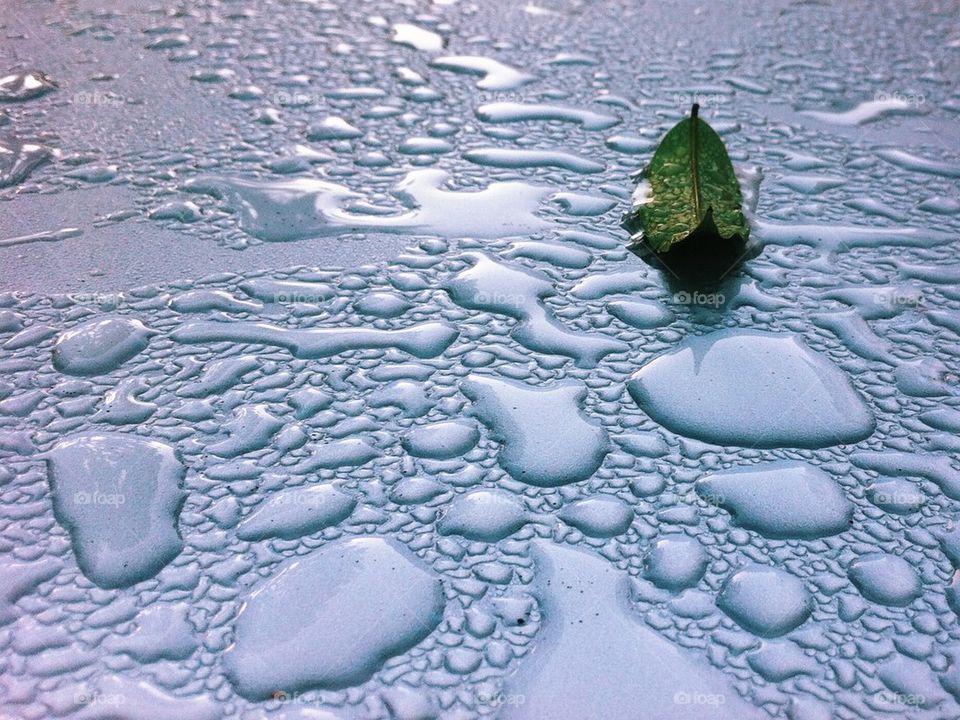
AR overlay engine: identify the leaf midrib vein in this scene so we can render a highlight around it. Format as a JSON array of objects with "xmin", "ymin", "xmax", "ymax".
[{"xmin": 689, "ymin": 103, "xmax": 702, "ymax": 222}]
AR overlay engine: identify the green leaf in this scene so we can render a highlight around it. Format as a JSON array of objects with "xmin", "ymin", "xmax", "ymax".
[{"xmin": 622, "ymin": 104, "xmax": 749, "ymax": 254}]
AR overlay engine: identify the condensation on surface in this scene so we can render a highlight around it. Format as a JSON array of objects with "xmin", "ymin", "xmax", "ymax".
[{"xmin": 1, "ymin": 0, "xmax": 959, "ymax": 718}]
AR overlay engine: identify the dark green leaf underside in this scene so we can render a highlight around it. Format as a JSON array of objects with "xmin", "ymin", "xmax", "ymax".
[{"xmin": 624, "ymin": 107, "xmax": 749, "ymax": 253}]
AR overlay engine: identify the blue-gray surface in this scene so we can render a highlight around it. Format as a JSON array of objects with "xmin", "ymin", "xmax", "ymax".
[{"xmin": 1, "ymin": 0, "xmax": 959, "ymax": 718}]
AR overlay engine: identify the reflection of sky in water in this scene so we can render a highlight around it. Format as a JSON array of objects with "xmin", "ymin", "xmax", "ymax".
[{"xmin": 1, "ymin": 0, "xmax": 959, "ymax": 717}]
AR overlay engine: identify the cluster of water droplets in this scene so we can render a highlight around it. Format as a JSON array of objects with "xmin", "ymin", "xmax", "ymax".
[{"xmin": 1, "ymin": 0, "xmax": 960, "ymax": 717}]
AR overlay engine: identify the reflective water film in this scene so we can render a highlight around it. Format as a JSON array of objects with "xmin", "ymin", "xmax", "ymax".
[{"xmin": 1, "ymin": 0, "xmax": 959, "ymax": 718}]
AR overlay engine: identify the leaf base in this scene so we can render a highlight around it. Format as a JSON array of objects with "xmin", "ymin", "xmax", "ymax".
[{"xmin": 627, "ymin": 210, "xmax": 752, "ymax": 286}]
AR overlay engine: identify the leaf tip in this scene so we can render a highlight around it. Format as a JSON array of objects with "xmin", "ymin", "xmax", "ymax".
[{"xmin": 691, "ymin": 103, "xmax": 699, "ymax": 120}]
